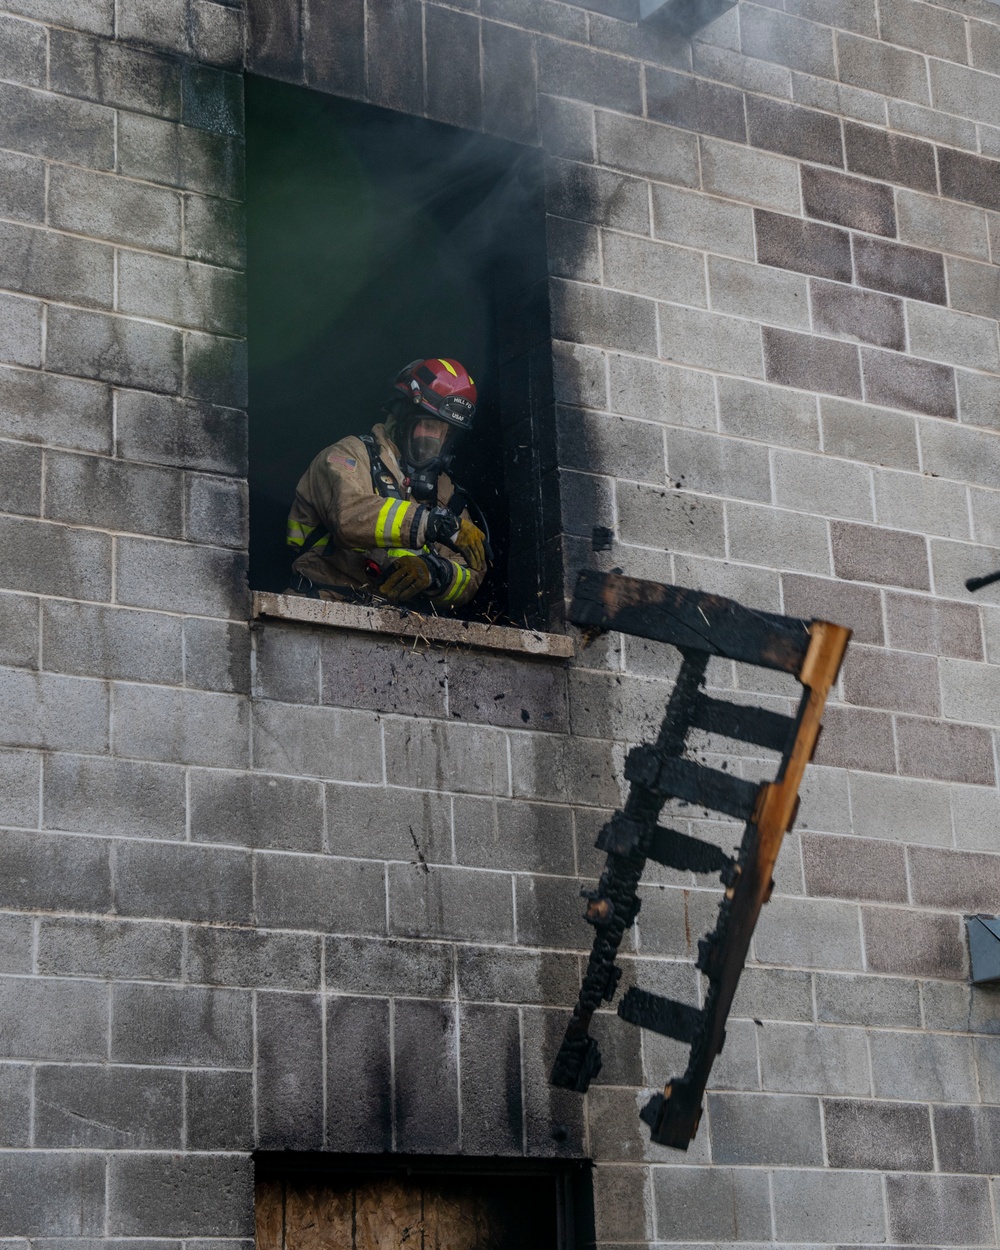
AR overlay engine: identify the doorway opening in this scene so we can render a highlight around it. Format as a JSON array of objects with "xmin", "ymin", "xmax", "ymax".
[{"xmin": 246, "ymin": 78, "xmax": 558, "ymax": 627}]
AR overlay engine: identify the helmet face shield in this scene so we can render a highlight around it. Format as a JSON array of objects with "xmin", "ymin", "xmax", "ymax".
[{"xmin": 404, "ymin": 416, "xmax": 452, "ymax": 468}]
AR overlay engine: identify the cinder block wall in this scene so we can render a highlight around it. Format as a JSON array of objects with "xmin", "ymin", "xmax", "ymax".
[{"xmin": 3, "ymin": 0, "xmax": 1000, "ymax": 1244}]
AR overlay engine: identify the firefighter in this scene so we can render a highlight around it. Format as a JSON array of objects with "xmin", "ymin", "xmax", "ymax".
[{"xmin": 286, "ymin": 358, "xmax": 489, "ymax": 608}]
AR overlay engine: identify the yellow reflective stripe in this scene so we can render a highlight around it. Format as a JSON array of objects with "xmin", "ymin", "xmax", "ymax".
[
  {"xmin": 312, "ymin": 534, "xmax": 329, "ymax": 553},
  {"xmin": 439, "ymin": 359, "xmax": 457, "ymax": 376},
  {"xmin": 385, "ymin": 547, "xmax": 413, "ymax": 559},
  {"xmin": 390, "ymin": 500, "xmax": 411, "ymax": 544},
  {"xmin": 441, "ymin": 564, "xmax": 470, "ymax": 603},
  {"xmin": 374, "ymin": 499, "xmax": 397, "ymax": 547},
  {"xmin": 287, "ymin": 520, "xmax": 315, "ymax": 549}
]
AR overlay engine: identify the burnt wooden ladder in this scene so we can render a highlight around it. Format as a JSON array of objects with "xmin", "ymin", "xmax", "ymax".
[{"xmin": 550, "ymin": 571, "xmax": 850, "ymax": 1149}]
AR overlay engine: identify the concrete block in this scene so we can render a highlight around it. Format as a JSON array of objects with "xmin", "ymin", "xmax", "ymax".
[
  {"xmin": 839, "ymin": 29, "xmax": 930, "ymax": 104},
  {"xmin": 552, "ymin": 342, "xmax": 607, "ymax": 410},
  {"xmin": 34, "ymin": 1063, "xmax": 181, "ymax": 1149},
  {"xmin": 587, "ymin": 1084, "xmax": 689, "ymax": 1164},
  {"xmin": 182, "ymin": 191, "xmax": 245, "ymax": 269},
  {"xmin": 847, "ymin": 771, "xmax": 952, "ymax": 846},
  {"xmin": 830, "ymin": 519, "xmax": 929, "ymax": 589},
  {"xmin": 538, "ymin": 94, "xmax": 593, "ymax": 162},
  {"xmin": 0, "ymin": 668, "xmax": 109, "ymax": 754},
  {"xmin": 700, "ymin": 136, "xmax": 802, "ymax": 213},
  {"xmin": 603, "ymin": 232, "xmax": 706, "ymax": 307},
  {"xmin": 118, "ymin": 112, "xmax": 243, "ymax": 200},
  {"xmin": 952, "ymin": 782, "xmax": 1000, "ymax": 853},
  {"xmin": 792, "ymin": 65, "xmax": 887, "ymax": 125},
  {"xmin": 546, "ymin": 160, "xmax": 649, "ymax": 236},
  {"xmin": 45, "ymin": 452, "xmax": 183, "ymax": 539},
  {"xmin": 108, "ymin": 1154, "xmax": 253, "ymax": 1238},
  {"xmin": 49, "ymin": 28, "xmax": 181, "ymax": 118},
  {"xmin": 719, "ymin": 377, "xmax": 820, "ymax": 449},
  {"xmin": 930, "ymin": 536, "xmax": 1000, "ymax": 604},
  {"xmin": 731, "ymin": 964, "xmax": 813, "ymax": 1022},
  {"xmin": 0, "ymin": 745, "xmax": 38, "ymax": 829},
  {"xmin": 42, "ymin": 602, "xmax": 182, "ymax": 686},
  {"xmin": 843, "ymin": 643, "xmax": 940, "ymax": 716},
  {"xmin": 616, "ymin": 480, "xmax": 725, "ymax": 558},
  {"xmin": 825, "ymin": 1097, "xmax": 932, "ymax": 1171},
  {"xmin": 389, "ymin": 862, "xmax": 513, "ymax": 944},
  {"xmin": 746, "ymin": 95, "xmax": 844, "ymax": 167},
  {"xmin": 801, "ymin": 163, "xmax": 895, "ymax": 236},
  {"xmin": 855, "ymin": 235, "xmax": 947, "ymax": 307},
  {"xmin": 481, "ymin": 18, "xmax": 536, "ymax": 144},
  {"xmin": 670, "ymin": 427, "xmax": 771, "ymax": 501},
  {"xmin": 453, "ymin": 796, "xmax": 575, "ymax": 875},
  {"xmin": 709, "ymin": 255, "xmax": 810, "ymax": 329},
  {"xmin": 193, "ymin": 0, "xmax": 244, "ymax": 69},
  {"xmin": 47, "ymin": 307, "xmax": 182, "ymax": 395},
  {"xmin": 509, "ymin": 730, "xmax": 619, "ymax": 809},
  {"xmin": 182, "ymin": 617, "xmax": 250, "ymax": 696},
  {"xmin": 0, "ymin": 80, "xmax": 114, "ymax": 169},
  {"xmin": 948, "ymin": 256, "xmax": 1000, "ymax": 327},
  {"xmin": 942, "ymin": 657, "xmax": 1000, "ymax": 726},
  {"xmin": 0, "ymin": 367, "xmax": 110, "ymax": 454},
  {"xmin": 816, "ymin": 971, "xmax": 921, "ymax": 1028},
  {"xmin": 772, "ymin": 1168, "xmax": 887, "ymax": 1243},
  {"xmin": 921, "ymin": 416, "xmax": 1000, "ymax": 491},
  {"xmin": 651, "ymin": 183, "xmax": 755, "ymax": 260},
  {"xmin": 0, "ymin": 1063, "xmax": 29, "ymax": 1146},
  {"xmin": 0, "ymin": 148, "xmax": 44, "ymax": 223},
  {"xmin": 325, "ymin": 934, "xmax": 452, "ymax": 999},
  {"xmin": 608, "ymin": 354, "xmax": 715, "ymax": 431},
  {"xmin": 694, "ymin": 37, "xmax": 791, "ymax": 96},
  {"xmin": 897, "ymin": 715, "xmax": 995, "ymax": 786},
  {"xmin": 652, "ymin": 1166, "xmax": 771, "ymax": 1242},
  {"xmin": 898, "ymin": 190, "xmax": 989, "ymax": 261},
  {"xmin": 116, "ymin": 535, "xmax": 248, "ymax": 619},
  {"xmin": 909, "ymin": 844, "xmax": 1000, "ymax": 913},
  {"xmin": 863, "ymin": 906, "xmax": 967, "ymax": 979},
  {"xmin": 802, "ymin": 831, "xmax": 908, "ymax": 902},
  {"xmin": 457, "ymin": 944, "xmax": 580, "ymax": 1006},
  {"xmin": 557, "ymin": 406, "xmax": 666, "ymax": 487},
  {"xmin": 424, "ymin": 6, "xmax": 482, "ymax": 128},
  {"xmin": 764, "ymin": 326, "xmax": 861, "ymax": 399},
  {"xmin": 891, "ymin": 97, "xmax": 978, "ymax": 152},
  {"xmin": 908, "ymin": 302, "xmax": 1000, "ymax": 374},
  {"xmin": 552, "ymin": 279, "xmax": 656, "ymax": 357},
  {"xmin": 659, "ymin": 303, "xmax": 764, "ymax": 378},
  {"xmin": 977, "ymin": 1035, "xmax": 1000, "ymax": 1102},
  {"xmin": 513, "ymin": 872, "xmax": 593, "ymax": 953},
  {"xmin": 185, "ymin": 1068, "xmax": 253, "ymax": 1150},
  {"xmin": 0, "ymin": 591, "xmax": 36, "ymax": 675},
  {"xmin": 886, "ymin": 591, "xmax": 982, "ymax": 659},
  {"xmin": 820, "ymin": 396, "xmax": 918, "ymax": 471},
  {"xmin": 251, "ymin": 621, "xmax": 319, "ymax": 705},
  {"xmin": 781, "ymin": 572, "xmax": 881, "ymax": 644},
  {"xmin": 185, "ymin": 474, "xmax": 247, "ymax": 549},
  {"xmin": 115, "ymin": 840, "xmax": 251, "ymax": 924},
  {"xmin": 881, "ymin": 0, "xmax": 969, "ymax": 57},
  {"xmin": 727, "ymin": 499, "xmax": 832, "ymax": 574},
  {"xmin": 934, "ymin": 1103, "xmax": 1000, "ymax": 1174},
  {"xmin": 257, "ymin": 990, "xmax": 323, "ymax": 1149},
  {"xmin": 519, "ymin": 1005, "xmax": 587, "ymax": 1155},
  {"xmin": 184, "ymin": 331, "xmax": 248, "ymax": 408},
  {"xmin": 44, "ymin": 753, "xmax": 184, "ymax": 840},
  {"xmin": 595, "ymin": 109, "xmax": 699, "ymax": 187},
  {"xmin": 886, "ymin": 1174, "xmax": 994, "ymax": 1247},
  {"xmin": 0, "ymin": 1153, "xmax": 106, "ymax": 1236},
  {"xmin": 112, "ymin": 982, "xmax": 251, "ymax": 1067},
  {"xmin": 538, "ymin": 35, "xmax": 641, "ymax": 115},
  {"xmin": 394, "ymin": 998, "xmax": 461, "ymax": 1153},
  {"xmin": 932, "ymin": 57, "xmax": 1000, "ymax": 129},
  {"xmin": 118, "ymin": 252, "xmax": 244, "ymax": 338},
  {"xmin": 253, "ymin": 701, "xmax": 380, "ymax": 782},
  {"xmin": 326, "ymin": 781, "xmax": 451, "ymax": 863},
  {"xmin": 116, "ymin": 0, "xmax": 188, "ymax": 52},
  {"xmin": 940, "ymin": 146, "xmax": 1000, "ymax": 215},
  {"xmin": 812, "ymin": 280, "xmax": 906, "ymax": 352},
  {"xmin": 0, "ymin": 219, "xmax": 113, "ymax": 309},
  {"xmin": 180, "ymin": 64, "xmax": 242, "ymax": 138},
  {"xmin": 754, "ymin": 893, "xmax": 862, "ymax": 969},
  {"xmin": 742, "ymin": 3, "xmax": 835, "ymax": 75},
  {"xmin": 383, "ymin": 718, "xmax": 508, "ymax": 797},
  {"xmin": 36, "ymin": 916, "xmax": 181, "ymax": 982},
  {"xmin": 646, "ymin": 66, "xmax": 745, "ymax": 142},
  {"xmin": 189, "ymin": 768, "xmax": 322, "ymax": 852},
  {"xmin": 591, "ymin": 1165, "xmax": 651, "ymax": 1243},
  {"xmin": 0, "ymin": 292, "xmax": 42, "ymax": 367},
  {"xmin": 759, "ymin": 1020, "xmax": 870, "ymax": 1095},
  {"xmin": 0, "ymin": 15, "xmax": 44, "ymax": 88},
  {"xmin": 50, "ymin": 165, "xmax": 180, "ymax": 254},
  {"xmin": 325, "ymin": 994, "xmax": 391, "ymax": 1152},
  {"xmin": 774, "ymin": 448, "xmax": 873, "ymax": 521},
  {"xmin": 547, "ymin": 216, "xmax": 599, "ymax": 285},
  {"xmin": 0, "ymin": 976, "xmax": 107, "ymax": 1060},
  {"xmin": 113, "ymin": 683, "xmax": 248, "ymax": 770},
  {"xmin": 256, "ymin": 852, "xmax": 386, "ymax": 934},
  {"xmin": 186, "ymin": 925, "xmax": 320, "ymax": 992},
  {"xmin": 709, "ymin": 1091, "xmax": 823, "ymax": 1165},
  {"xmin": 319, "ymin": 632, "xmax": 447, "ymax": 718},
  {"xmin": 795, "ymin": 761, "xmax": 854, "ymax": 834}
]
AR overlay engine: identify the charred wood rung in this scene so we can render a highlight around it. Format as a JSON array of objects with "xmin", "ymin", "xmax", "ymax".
[{"xmin": 549, "ymin": 571, "xmax": 850, "ymax": 1150}]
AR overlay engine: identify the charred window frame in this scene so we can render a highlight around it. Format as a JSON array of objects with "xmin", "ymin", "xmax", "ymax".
[{"xmin": 246, "ymin": 78, "xmax": 560, "ymax": 630}]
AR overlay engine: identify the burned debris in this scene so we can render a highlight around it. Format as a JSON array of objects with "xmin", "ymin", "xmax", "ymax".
[{"xmin": 551, "ymin": 571, "xmax": 850, "ymax": 1149}]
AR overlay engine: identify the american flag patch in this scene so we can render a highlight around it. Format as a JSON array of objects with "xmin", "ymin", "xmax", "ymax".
[{"xmin": 327, "ymin": 453, "xmax": 358, "ymax": 470}]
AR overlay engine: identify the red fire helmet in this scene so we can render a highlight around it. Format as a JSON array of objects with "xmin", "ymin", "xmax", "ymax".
[{"xmin": 393, "ymin": 358, "xmax": 477, "ymax": 432}]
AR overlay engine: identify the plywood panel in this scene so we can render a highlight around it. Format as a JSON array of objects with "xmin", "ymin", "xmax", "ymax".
[
  {"xmin": 256, "ymin": 1179, "xmax": 284, "ymax": 1250},
  {"xmin": 355, "ymin": 1177, "xmax": 423, "ymax": 1250},
  {"xmin": 285, "ymin": 1181, "xmax": 354, "ymax": 1250}
]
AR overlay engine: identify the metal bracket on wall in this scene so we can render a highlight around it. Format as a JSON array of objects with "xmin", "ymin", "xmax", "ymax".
[
  {"xmin": 639, "ymin": 0, "xmax": 738, "ymax": 36},
  {"xmin": 969, "ymin": 916, "xmax": 1000, "ymax": 985},
  {"xmin": 549, "ymin": 571, "xmax": 851, "ymax": 1150}
]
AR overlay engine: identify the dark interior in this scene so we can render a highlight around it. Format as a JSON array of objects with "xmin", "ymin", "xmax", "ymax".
[{"xmin": 245, "ymin": 78, "xmax": 554, "ymax": 624}]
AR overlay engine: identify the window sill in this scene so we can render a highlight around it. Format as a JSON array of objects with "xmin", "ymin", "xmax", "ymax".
[{"xmin": 252, "ymin": 592, "xmax": 576, "ymax": 660}]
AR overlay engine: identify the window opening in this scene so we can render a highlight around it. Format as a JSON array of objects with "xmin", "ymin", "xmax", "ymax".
[{"xmin": 246, "ymin": 78, "xmax": 556, "ymax": 628}]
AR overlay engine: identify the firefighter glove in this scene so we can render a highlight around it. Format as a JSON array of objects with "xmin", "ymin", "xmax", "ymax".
[
  {"xmin": 380, "ymin": 554, "xmax": 449, "ymax": 602},
  {"xmin": 426, "ymin": 507, "xmax": 487, "ymax": 572}
]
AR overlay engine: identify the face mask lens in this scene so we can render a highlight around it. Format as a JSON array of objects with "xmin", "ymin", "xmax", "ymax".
[{"xmin": 406, "ymin": 417, "xmax": 449, "ymax": 467}]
